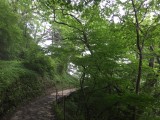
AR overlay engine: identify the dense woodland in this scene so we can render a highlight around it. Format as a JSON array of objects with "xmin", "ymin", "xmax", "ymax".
[{"xmin": 1, "ymin": 0, "xmax": 160, "ymax": 120}]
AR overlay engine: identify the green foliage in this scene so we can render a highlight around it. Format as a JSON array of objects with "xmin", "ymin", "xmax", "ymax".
[
  {"xmin": 54, "ymin": 89, "xmax": 155, "ymax": 120},
  {"xmin": 23, "ymin": 46, "xmax": 55, "ymax": 77},
  {"xmin": 54, "ymin": 73, "xmax": 78, "ymax": 89},
  {"xmin": 0, "ymin": 60, "xmax": 47, "ymax": 116},
  {"xmin": 0, "ymin": 0, "xmax": 22, "ymax": 60},
  {"xmin": 44, "ymin": 0, "xmax": 160, "ymax": 119},
  {"xmin": 1, "ymin": 0, "xmax": 160, "ymax": 119}
]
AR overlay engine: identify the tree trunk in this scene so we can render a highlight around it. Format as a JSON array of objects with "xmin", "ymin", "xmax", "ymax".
[{"xmin": 131, "ymin": 0, "xmax": 143, "ymax": 119}]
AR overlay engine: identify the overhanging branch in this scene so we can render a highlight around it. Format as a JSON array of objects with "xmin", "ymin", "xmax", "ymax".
[{"xmin": 53, "ymin": 9, "xmax": 82, "ymax": 32}]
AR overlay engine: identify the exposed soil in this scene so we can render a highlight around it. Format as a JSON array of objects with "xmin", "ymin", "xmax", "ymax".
[{"xmin": 4, "ymin": 88, "xmax": 76, "ymax": 120}]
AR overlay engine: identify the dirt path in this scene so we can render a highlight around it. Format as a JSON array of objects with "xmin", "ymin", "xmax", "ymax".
[{"xmin": 7, "ymin": 88, "xmax": 76, "ymax": 120}]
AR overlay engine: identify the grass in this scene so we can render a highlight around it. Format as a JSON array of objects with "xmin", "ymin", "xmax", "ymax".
[
  {"xmin": 53, "ymin": 90, "xmax": 85, "ymax": 120},
  {"xmin": 0, "ymin": 60, "xmax": 78, "ymax": 118},
  {"xmin": 54, "ymin": 72, "xmax": 79, "ymax": 89},
  {"xmin": 0, "ymin": 60, "xmax": 37, "ymax": 90},
  {"xmin": 0, "ymin": 60, "xmax": 51, "ymax": 117}
]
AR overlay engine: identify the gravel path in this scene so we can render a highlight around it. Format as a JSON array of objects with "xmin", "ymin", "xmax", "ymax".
[{"xmin": 7, "ymin": 88, "xmax": 76, "ymax": 120}]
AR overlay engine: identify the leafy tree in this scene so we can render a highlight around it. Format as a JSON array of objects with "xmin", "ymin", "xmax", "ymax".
[
  {"xmin": 0, "ymin": 0, "xmax": 22, "ymax": 59},
  {"xmin": 1, "ymin": 0, "xmax": 160, "ymax": 119},
  {"xmin": 40, "ymin": 0, "xmax": 160, "ymax": 120}
]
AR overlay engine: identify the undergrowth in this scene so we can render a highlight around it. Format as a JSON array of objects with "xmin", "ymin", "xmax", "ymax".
[
  {"xmin": 54, "ymin": 73, "xmax": 78, "ymax": 89},
  {"xmin": 0, "ymin": 60, "xmax": 54, "ymax": 117},
  {"xmin": 53, "ymin": 90, "xmax": 84, "ymax": 120}
]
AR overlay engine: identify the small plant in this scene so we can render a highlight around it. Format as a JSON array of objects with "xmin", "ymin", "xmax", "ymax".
[{"xmin": 23, "ymin": 47, "xmax": 55, "ymax": 77}]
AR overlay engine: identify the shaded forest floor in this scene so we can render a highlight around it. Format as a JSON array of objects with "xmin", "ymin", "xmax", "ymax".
[{"xmin": 3, "ymin": 88, "xmax": 76, "ymax": 120}]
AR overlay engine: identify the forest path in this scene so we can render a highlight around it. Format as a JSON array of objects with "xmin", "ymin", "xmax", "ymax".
[{"xmin": 8, "ymin": 88, "xmax": 76, "ymax": 120}]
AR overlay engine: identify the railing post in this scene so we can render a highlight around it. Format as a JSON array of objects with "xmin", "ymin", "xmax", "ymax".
[
  {"xmin": 56, "ymin": 88, "xmax": 58, "ymax": 104},
  {"xmin": 63, "ymin": 96, "xmax": 66, "ymax": 120}
]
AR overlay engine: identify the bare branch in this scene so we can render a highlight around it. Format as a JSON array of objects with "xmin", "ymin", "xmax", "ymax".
[
  {"xmin": 53, "ymin": 9, "xmax": 82, "ymax": 32},
  {"xmin": 61, "ymin": 10, "xmax": 82, "ymax": 25},
  {"xmin": 139, "ymin": 6, "xmax": 150, "ymax": 24},
  {"xmin": 137, "ymin": 0, "xmax": 147, "ymax": 12}
]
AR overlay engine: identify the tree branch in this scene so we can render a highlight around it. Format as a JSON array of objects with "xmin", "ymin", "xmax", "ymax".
[
  {"xmin": 53, "ymin": 9, "xmax": 82, "ymax": 32},
  {"xmin": 131, "ymin": 0, "xmax": 143, "ymax": 95},
  {"xmin": 61, "ymin": 10, "xmax": 82, "ymax": 25}
]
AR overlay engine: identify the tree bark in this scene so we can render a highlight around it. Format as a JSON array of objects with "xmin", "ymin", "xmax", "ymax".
[
  {"xmin": 131, "ymin": 0, "xmax": 143, "ymax": 119},
  {"xmin": 131, "ymin": 0, "xmax": 143, "ymax": 95}
]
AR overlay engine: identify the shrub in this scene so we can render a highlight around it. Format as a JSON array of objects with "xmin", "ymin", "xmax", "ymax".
[
  {"xmin": 23, "ymin": 47, "xmax": 55, "ymax": 77},
  {"xmin": 0, "ymin": 60, "xmax": 48, "ymax": 117}
]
